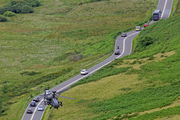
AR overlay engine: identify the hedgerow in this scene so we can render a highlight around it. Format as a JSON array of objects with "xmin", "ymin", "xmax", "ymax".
[{"xmin": 0, "ymin": 0, "xmax": 40, "ymax": 15}]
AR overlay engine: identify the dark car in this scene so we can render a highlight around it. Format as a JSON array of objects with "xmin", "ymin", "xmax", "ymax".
[
  {"xmin": 114, "ymin": 50, "xmax": 120, "ymax": 55},
  {"xmin": 33, "ymin": 97, "xmax": 39, "ymax": 102},
  {"xmin": 26, "ymin": 108, "xmax": 33, "ymax": 114},
  {"xmin": 30, "ymin": 101, "xmax": 36, "ymax": 107},
  {"xmin": 121, "ymin": 33, "xmax": 127, "ymax": 37},
  {"xmin": 144, "ymin": 23, "xmax": 149, "ymax": 27},
  {"xmin": 117, "ymin": 44, "xmax": 120, "ymax": 49}
]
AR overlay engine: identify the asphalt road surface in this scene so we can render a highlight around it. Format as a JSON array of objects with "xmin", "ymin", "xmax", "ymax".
[{"xmin": 22, "ymin": 0, "xmax": 173, "ymax": 119}]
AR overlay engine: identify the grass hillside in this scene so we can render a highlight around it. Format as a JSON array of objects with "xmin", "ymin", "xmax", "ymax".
[
  {"xmin": 0, "ymin": 0, "xmax": 156, "ymax": 119},
  {"xmin": 47, "ymin": 10, "xmax": 180, "ymax": 120}
]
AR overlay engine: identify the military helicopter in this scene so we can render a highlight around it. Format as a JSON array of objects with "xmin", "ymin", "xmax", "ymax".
[{"xmin": 35, "ymin": 87, "xmax": 75, "ymax": 109}]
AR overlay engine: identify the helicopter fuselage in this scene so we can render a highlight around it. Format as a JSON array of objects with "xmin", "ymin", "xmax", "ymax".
[{"xmin": 45, "ymin": 95, "xmax": 60, "ymax": 109}]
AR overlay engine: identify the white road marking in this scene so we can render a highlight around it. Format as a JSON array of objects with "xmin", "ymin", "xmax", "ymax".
[
  {"xmin": 162, "ymin": 0, "xmax": 168, "ymax": 18},
  {"xmin": 40, "ymin": 106, "xmax": 47, "ymax": 120},
  {"xmin": 116, "ymin": 32, "xmax": 140, "ymax": 58},
  {"xmin": 30, "ymin": 99, "xmax": 43, "ymax": 120}
]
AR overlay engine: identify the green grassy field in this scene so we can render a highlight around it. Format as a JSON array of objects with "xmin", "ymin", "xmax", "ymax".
[
  {"xmin": 0, "ymin": 0, "xmax": 156, "ymax": 119},
  {"xmin": 47, "ymin": 8, "xmax": 180, "ymax": 120}
]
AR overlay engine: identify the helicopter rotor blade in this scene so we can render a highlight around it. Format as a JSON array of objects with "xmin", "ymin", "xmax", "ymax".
[
  {"xmin": 56, "ymin": 94, "xmax": 75, "ymax": 100},
  {"xmin": 56, "ymin": 88, "xmax": 69, "ymax": 94}
]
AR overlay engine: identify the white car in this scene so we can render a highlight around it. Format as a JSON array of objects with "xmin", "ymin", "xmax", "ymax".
[
  {"xmin": 37, "ymin": 105, "xmax": 44, "ymax": 111},
  {"xmin": 45, "ymin": 90, "xmax": 51, "ymax": 95},
  {"xmin": 80, "ymin": 69, "xmax": 88, "ymax": 75}
]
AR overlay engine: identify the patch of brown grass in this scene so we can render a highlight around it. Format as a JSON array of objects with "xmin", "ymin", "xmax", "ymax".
[{"xmin": 155, "ymin": 115, "xmax": 180, "ymax": 120}]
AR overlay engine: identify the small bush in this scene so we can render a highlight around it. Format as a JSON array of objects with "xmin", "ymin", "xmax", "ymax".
[
  {"xmin": 148, "ymin": 56, "xmax": 155, "ymax": 60},
  {"xmin": 12, "ymin": 3, "xmax": 23, "ymax": 13},
  {"xmin": 137, "ymin": 60, "xmax": 142, "ymax": 64},
  {"xmin": 3, "ymin": 11, "xmax": 15, "ymax": 17},
  {"xmin": 130, "ymin": 60, "xmax": 137, "ymax": 65},
  {"xmin": 0, "ymin": 15, "xmax": 7, "ymax": 22},
  {"xmin": 12, "ymin": 3, "xmax": 33, "ymax": 13},
  {"xmin": 139, "ymin": 36, "xmax": 155, "ymax": 47},
  {"xmin": 21, "ymin": 4, "xmax": 33, "ymax": 13}
]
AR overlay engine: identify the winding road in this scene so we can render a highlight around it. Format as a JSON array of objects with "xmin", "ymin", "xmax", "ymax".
[{"xmin": 22, "ymin": 0, "xmax": 174, "ymax": 119}]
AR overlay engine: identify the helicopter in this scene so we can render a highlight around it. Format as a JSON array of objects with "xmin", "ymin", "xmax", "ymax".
[{"xmin": 35, "ymin": 87, "xmax": 75, "ymax": 109}]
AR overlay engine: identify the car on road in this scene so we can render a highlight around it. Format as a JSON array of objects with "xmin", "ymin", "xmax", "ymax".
[
  {"xmin": 30, "ymin": 101, "xmax": 36, "ymax": 107},
  {"xmin": 26, "ymin": 108, "xmax": 33, "ymax": 114},
  {"xmin": 38, "ymin": 105, "xmax": 44, "ymax": 111},
  {"xmin": 153, "ymin": 10, "xmax": 161, "ymax": 21},
  {"xmin": 144, "ymin": 23, "xmax": 149, "ymax": 27},
  {"xmin": 114, "ymin": 50, "xmax": 120, "ymax": 55},
  {"xmin": 121, "ymin": 33, "xmax": 127, "ymax": 37},
  {"xmin": 33, "ymin": 97, "xmax": 39, "ymax": 102},
  {"xmin": 117, "ymin": 44, "xmax": 120, "ymax": 49},
  {"xmin": 136, "ymin": 26, "xmax": 141, "ymax": 31},
  {"xmin": 81, "ymin": 69, "xmax": 88, "ymax": 75}
]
